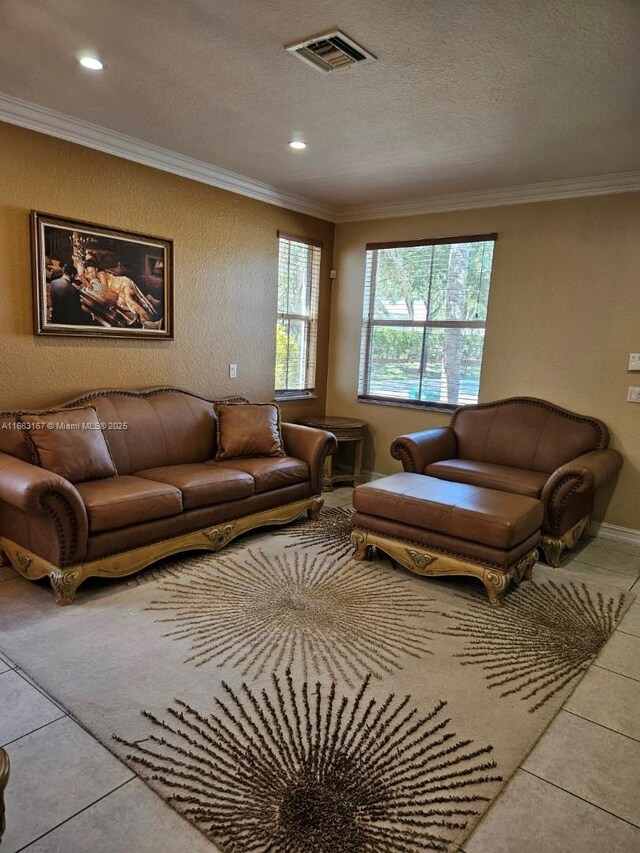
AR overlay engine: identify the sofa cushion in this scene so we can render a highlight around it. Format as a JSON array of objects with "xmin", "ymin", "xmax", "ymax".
[
  {"xmin": 136, "ymin": 463, "xmax": 254, "ymax": 509},
  {"xmin": 0, "ymin": 416, "xmax": 33, "ymax": 462},
  {"xmin": 76, "ymin": 476, "xmax": 183, "ymax": 533},
  {"xmin": 215, "ymin": 403, "xmax": 285, "ymax": 460},
  {"xmin": 18, "ymin": 407, "xmax": 117, "ymax": 483},
  {"xmin": 425, "ymin": 459, "xmax": 548, "ymax": 498},
  {"xmin": 70, "ymin": 390, "xmax": 244, "ymax": 475},
  {"xmin": 211, "ymin": 457, "xmax": 309, "ymax": 494},
  {"xmin": 353, "ymin": 473, "xmax": 543, "ymax": 550}
]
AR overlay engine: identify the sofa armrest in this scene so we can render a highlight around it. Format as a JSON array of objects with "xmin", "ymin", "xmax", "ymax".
[
  {"xmin": 0, "ymin": 451, "xmax": 88, "ymax": 565},
  {"xmin": 541, "ymin": 449, "xmax": 622, "ymax": 532},
  {"xmin": 390, "ymin": 427, "xmax": 458, "ymax": 473},
  {"xmin": 281, "ymin": 423, "xmax": 338, "ymax": 495}
]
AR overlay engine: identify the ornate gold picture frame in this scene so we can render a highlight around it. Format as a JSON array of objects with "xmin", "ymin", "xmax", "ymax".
[{"xmin": 31, "ymin": 211, "xmax": 174, "ymax": 339}]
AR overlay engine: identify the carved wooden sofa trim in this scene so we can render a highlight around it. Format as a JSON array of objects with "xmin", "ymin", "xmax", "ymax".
[{"xmin": 351, "ymin": 472, "xmax": 543, "ymax": 606}]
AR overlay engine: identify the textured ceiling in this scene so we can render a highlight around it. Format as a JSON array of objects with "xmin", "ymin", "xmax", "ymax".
[{"xmin": 0, "ymin": 0, "xmax": 639, "ymax": 209}]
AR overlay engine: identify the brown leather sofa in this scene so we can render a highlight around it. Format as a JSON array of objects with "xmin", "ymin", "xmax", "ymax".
[
  {"xmin": 0, "ymin": 387, "xmax": 336, "ymax": 604},
  {"xmin": 390, "ymin": 397, "xmax": 622, "ymax": 566}
]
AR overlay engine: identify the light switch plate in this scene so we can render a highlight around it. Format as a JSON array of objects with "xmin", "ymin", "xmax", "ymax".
[
  {"xmin": 229, "ymin": 363, "xmax": 238, "ymax": 379},
  {"xmin": 628, "ymin": 353, "xmax": 640, "ymax": 371},
  {"xmin": 627, "ymin": 386, "xmax": 640, "ymax": 403}
]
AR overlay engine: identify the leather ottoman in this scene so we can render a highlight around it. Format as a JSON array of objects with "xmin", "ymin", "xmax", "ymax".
[{"xmin": 351, "ymin": 473, "xmax": 543, "ymax": 605}]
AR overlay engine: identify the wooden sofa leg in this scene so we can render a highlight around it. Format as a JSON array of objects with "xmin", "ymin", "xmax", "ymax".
[
  {"xmin": 540, "ymin": 536, "xmax": 565, "ymax": 568},
  {"xmin": 541, "ymin": 516, "xmax": 590, "ymax": 568},
  {"xmin": 307, "ymin": 496, "xmax": 323, "ymax": 521},
  {"xmin": 49, "ymin": 567, "xmax": 84, "ymax": 606}
]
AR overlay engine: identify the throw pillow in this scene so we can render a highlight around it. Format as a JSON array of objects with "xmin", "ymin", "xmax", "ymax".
[
  {"xmin": 18, "ymin": 406, "xmax": 117, "ymax": 483},
  {"xmin": 215, "ymin": 403, "xmax": 286, "ymax": 460}
]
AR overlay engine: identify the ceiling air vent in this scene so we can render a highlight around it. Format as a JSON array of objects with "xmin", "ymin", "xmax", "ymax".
[{"xmin": 287, "ymin": 31, "xmax": 376, "ymax": 73}]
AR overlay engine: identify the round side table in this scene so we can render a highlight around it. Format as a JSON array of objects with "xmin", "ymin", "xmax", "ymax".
[{"xmin": 298, "ymin": 415, "xmax": 367, "ymax": 491}]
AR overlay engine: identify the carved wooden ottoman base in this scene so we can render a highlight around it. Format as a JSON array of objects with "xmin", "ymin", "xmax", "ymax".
[
  {"xmin": 351, "ymin": 528, "xmax": 538, "ymax": 606},
  {"xmin": 350, "ymin": 472, "xmax": 544, "ymax": 606}
]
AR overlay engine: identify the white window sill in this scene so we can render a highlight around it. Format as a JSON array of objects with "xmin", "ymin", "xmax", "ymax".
[
  {"xmin": 357, "ymin": 395, "xmax": 456, "ymax": 414},
  {"xmin": 274, "ymin": 393, "xmax": 318, "ymax": 403}
]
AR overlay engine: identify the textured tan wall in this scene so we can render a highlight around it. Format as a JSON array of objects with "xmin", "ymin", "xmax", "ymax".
[
  {"xmin": 0, "ymin": 122, "xmax": 333, "ymax": 422},
  {"xmin": 328, "ymin": 194, "xmax": 640, "ymax": 530}
]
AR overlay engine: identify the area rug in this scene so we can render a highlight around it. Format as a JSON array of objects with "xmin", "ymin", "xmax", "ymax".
[{"xmin": 0, "ymin": 508, "xmax": 634, "ymax": 853}]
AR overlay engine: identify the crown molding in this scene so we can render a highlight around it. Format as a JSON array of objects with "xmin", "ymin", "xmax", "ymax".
[
  {"xmin": 2, "ymin": 92, "xmax": 639, "ymax": 226},
  {"xmin": 334, "ymin": 171, "xmax": 640, "ymax": 222},
  {"xmin": 0, "ymin": 92, "xmax": 336, "ymax": 222}
]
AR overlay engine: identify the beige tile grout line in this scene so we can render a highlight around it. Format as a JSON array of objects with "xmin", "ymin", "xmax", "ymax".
[
  {"xmin": 616, "ymin": 628, "xmax": 640, "ymax": 639},
  {"xmin": 13, "ymin": 668, "xmax": 69, "ymax": 714},
  {"xmin": 593, "ymin": 663, "xmax": 640, "ymax": 683},
  {"xmin": 519, "ymin": 768, "xmax": 640, "ymax": 830},
  {"xmin": 15, "ymin": 777, "xmax": 137, "ymax": 853},
  {"xmin": 464, "ymin": 764, "xmax": 640, "ymax": 853},
  {"xmin": 1, "ymin": 715, "xmax": 67, "ymax": 750},
  {"xmin": 559, "ymin": 708, "xmax": 640, "ymax": 744}
]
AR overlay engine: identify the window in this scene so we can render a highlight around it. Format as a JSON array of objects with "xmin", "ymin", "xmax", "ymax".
[
  {"xmin": 358, "ymin": 234, "xmax": 496, "ymax": 409},
  {"xmin": 275, "ymin": 232, "xmax": 322, "ymax": 396}
]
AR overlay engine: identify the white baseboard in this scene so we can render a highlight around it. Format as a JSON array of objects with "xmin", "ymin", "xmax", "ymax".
[
  {"xmin": 589, "ymin": 521, "xmax": 640, "ymax": 547},
  {"xmin": 332, "ymin": 466, "xmax": 385, "ymax": 484},
  {"xmin": 362, "ymin": 469, "xmax": 385, "ymax": 482}
]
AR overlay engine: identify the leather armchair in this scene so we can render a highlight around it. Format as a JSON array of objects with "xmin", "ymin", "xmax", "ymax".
[{"xmin": 391, "ymin": 397, "xmax": 622, "ymax": 566}]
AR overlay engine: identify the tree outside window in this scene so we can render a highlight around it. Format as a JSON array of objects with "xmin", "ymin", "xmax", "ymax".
[
  {"xmin": 359, "ymin": 235, "xmax": 496, "ymax": 409},
  {"xmin": 275, "ymin": 233, "xmax": 321, "ymax": 395}
]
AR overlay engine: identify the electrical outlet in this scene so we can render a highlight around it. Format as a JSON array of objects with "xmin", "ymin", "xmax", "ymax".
[
  {"xmin": 229, "ymin": 363, "xmax": 238, "ymax": 379},
  {"xmin": 628, "ymin": 353, "xmax": 640, "ymax": 371},
  {"xmin": 627, "ymin": 386, "xmax": 640, "ymax": 403}
]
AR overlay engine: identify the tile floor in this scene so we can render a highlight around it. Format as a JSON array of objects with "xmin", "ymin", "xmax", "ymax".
[{"xmin": 1, "ymin": 487, "xmax": 639, "ymax": 852}]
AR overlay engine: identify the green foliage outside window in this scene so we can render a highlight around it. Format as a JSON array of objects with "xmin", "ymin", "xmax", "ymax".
[
  {"xmin": 275, "ymin": 323, "xmax": 301, "ymax": 390},
  {"xmin": 360, "ymin": 238, "xmax": 495, "ymax": 407}
]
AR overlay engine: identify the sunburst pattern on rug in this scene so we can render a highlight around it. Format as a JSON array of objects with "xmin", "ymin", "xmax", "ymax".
[
  {"xmin": 116, "ymin": 671, "xmax": 502, "ymax": 853},
  {"xmin": 273, "ymin": 505, "xmax": 354, "ymax": 559},
  {"xmin": 147, "ymin": 548, "xmax": 437, "ymax": 685},
  {"xmin": 433, "ymin": 580, "xmax": 627, "ymax": 712}
]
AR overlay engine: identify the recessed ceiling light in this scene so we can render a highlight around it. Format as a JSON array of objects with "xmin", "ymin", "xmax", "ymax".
[
  {"xmin": 289, "ymin": 140, "xmax": 306, "ymax": 150},
  {"xmin": 79, "ymin": 56, "xmax": 104, "ymax": 71}
]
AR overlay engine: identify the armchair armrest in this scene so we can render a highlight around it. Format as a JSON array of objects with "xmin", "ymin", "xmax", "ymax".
[
  {"xmin": 542, "ymin": 449, "xmax": 623, "ymax": 502},
  {"xmin": 281, "ymin": 423, "xmax": 338, "ymax": 496},
  {"xmin": 390, "ymin": 427, "xmax": 458, "ymax": 473},
  {"xmin": 541, "ymin": 449, "xmax": 622, "ymax": 533},
  {"xmin": 0, "ymin": 451, "xmax": 88, "ymax": 565}
]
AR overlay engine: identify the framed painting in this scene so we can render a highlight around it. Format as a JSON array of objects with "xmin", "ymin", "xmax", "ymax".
[{"xmin": 31, "ymin": 212, "xmax": 174, "ymax": 339}]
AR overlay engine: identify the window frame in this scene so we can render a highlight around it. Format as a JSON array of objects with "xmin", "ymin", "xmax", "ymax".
[
  {"xmin": 358, "ymin": 233, "xmax": 497, "ymax": 412},
  {"xmin": 274, "ymin": 231, "xmax": 322, "ymax": 399}
]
